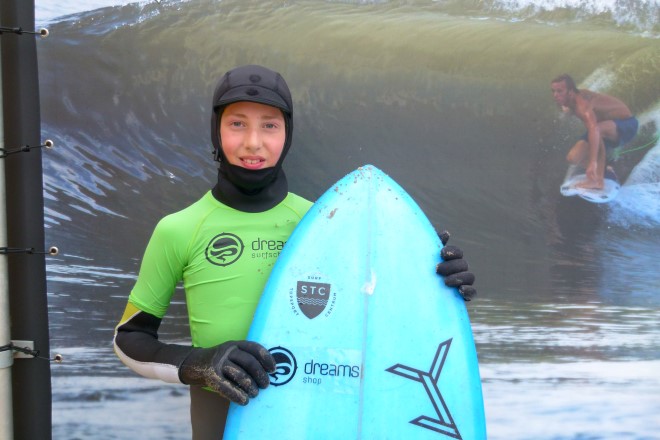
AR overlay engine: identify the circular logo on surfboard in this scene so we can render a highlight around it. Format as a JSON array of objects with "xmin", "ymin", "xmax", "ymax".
[{"xmin": 269, "ymin": 346, "xmax": 297, "ymax": 387}]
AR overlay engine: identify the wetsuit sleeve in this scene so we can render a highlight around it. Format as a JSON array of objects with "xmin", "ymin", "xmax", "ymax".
[
  {"xmin": 128, "ymin": 215, "xmax": 189, "ymax": 318},
  {"xmin": 113, "ymin": 302, "xmax": 192, "ymax": 384},
  {"xmin": 113, "ymin": 211, "xmax": 194, "ymax": 382}
]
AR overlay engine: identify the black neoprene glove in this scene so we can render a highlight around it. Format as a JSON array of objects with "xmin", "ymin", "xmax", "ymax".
[
  {"xmin": 435, "ymin": 230, "xmax": 477, "ymax": 302},
  {"xmin": 178, "ymin": 340, "xmax": 276, "ymax": 405}
]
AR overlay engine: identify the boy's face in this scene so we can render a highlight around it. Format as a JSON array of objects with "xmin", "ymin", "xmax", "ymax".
[{"xmin": 219, "ymin": 101, "xmax": 286, "ymax": 169}]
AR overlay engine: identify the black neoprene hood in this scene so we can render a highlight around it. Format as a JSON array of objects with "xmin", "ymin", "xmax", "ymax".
[
  {"xmin": 209, "ymin": 64, "xmax": 294, "ymax": 212},
  {"xmin": 211, "ymin": 64, "xmax": 293, "ymax": 162}
]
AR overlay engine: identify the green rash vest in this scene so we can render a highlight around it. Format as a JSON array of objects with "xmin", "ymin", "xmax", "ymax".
[{"xmin": 128, "ymin": 190, "xmax": 312, "ymax": 348}]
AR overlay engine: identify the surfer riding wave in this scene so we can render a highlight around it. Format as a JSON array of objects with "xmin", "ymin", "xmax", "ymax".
[{"xmin": 551, "ymin": 73, "xmax": 639, "ymax": 190}]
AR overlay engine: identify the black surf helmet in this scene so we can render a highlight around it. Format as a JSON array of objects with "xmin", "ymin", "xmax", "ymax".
[{"xmin": 211, "ymin": 65, "xmax": 293, "ymax": 169}]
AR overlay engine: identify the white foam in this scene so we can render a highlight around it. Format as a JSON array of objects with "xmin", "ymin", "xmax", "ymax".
[
  {"xmin": 487, "ymin": 0, "xmax": 659, "ymax": 33},
  {"xmin": 609, "ymin": 105, "xmax": 660, "ymax": 227},
  {"xmin": 35, "ymin": 0, "xmax": 192, "ymax": 24}
]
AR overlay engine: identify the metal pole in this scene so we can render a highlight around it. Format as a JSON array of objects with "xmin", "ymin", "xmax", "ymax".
[
  {"xmin": 1, "ymin": 1, "xmax": 52, "ymax": 438},
  {"xmin": 0, "ymin": 28, "xmax": 15, "ymax": 440}
]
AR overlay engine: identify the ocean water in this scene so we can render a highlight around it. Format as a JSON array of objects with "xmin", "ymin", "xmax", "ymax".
[
  {"xmin": 35, "ymin": 0, "xmax": 150, "ymax": 23},
  {"xmin": 30, "ymin": 0, "xmax": 660, "ymax": 438}
]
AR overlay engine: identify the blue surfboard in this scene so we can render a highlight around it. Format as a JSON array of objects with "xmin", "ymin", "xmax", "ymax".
[{"xmin": 224, "ymin": 165, "xmax": 486, "ymax": 439}]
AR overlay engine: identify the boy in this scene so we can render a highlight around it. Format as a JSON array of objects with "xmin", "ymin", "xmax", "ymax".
[{"xmin": 114, "ymin": 65, "xmax": 476, "ymax": 439}]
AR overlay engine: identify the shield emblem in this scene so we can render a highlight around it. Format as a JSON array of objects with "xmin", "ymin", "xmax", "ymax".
[{"xmin": 296, "ymin": 281, "xmax": 331, "ymax": 319}]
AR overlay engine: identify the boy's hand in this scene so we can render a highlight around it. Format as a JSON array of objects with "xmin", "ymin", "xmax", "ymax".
[
  {"xmin": 436, "ymin": 230, "xmax": 477, "ymax": 301},
  {"xmin": 179, "ymin": 340, "xmax": 276, "ymax": 405}
]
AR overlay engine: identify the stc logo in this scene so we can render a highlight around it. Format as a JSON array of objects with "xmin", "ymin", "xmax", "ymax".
[
  {"xmin": 205, "ymin": 233, "xmax": 244, "ymax": 266},
  {"xmin": 296, "ymin": 280, "xmax": 333, "ymax": 319}
]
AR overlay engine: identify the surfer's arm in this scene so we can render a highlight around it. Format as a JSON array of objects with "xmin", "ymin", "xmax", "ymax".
[
  {"xmin": 111, "ymin": 217, "xmax": 192, "ymax": 382},
  {"xmin": 114, "ymin": 302, "xmax": 276, "ymax": 405},
  {"xmin": 113, "ymin": 302, "xmax": 192, "ymax": 383},
  {"xmin": 435, "ymin": 230, "xmax": 477, "ymax": 301}
]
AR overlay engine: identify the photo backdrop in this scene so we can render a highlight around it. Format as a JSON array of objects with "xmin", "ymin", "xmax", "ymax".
[{"xmin": 35, "ymin": 1, "xmax": 660, "ymax": 438}]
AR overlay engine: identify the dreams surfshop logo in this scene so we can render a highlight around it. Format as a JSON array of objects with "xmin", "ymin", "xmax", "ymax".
[
  {"xmin": 204, "ymin": 233, "xmax": 244, "ymax": 266},
  {"xmin": 268, "ymin": 346, "xmax": 361, "ymax": 388},
  {"xmin": 268, "ymin": 346, "xmax": 297, "ymax": 386}
]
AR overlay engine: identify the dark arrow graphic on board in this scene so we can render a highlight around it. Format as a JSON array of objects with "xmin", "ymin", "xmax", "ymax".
[{"xmin": 386, "ymin": 338, "xmax": 461, "ymax": 439}]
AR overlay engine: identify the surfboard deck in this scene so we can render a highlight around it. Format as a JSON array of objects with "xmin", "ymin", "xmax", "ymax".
[
  {"xmin": 223, "ymin": 165, "xmax": 486, "ymax": 439},
  {"xmin": 560, "ymin": 165, "xmax": 620, "ymax": 203}
]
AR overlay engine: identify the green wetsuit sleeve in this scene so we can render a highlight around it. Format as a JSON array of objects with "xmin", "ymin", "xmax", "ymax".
[{"xmin": 128, "ymin": 214, "xmax": 190, "ymax": 318}]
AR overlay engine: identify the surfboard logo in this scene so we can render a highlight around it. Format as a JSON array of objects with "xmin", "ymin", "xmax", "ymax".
[
  {"xmin": 386, "ymin": 339, "xmax": 462, "ymax": 439},
  {"xmin": 268, "ymin": 346, "xmax": 297, "ymax": 387},
  {"xmin": 295, "ymin": 280, "xmax": 333, "ymax": 319},
  {"xmin": 204, "ymin": 233, "xmax": 244, "ymax": 266}
]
